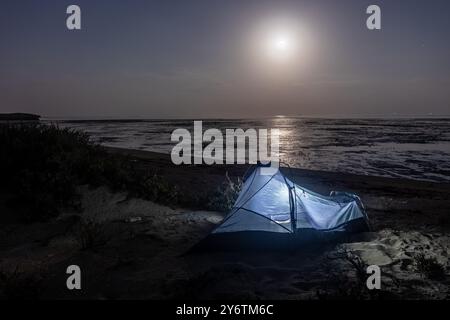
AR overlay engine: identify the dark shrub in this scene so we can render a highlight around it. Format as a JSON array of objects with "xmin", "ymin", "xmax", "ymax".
[
  {"xmin": 74, "ymin": 218, "xmax": 107, "ymax": 250},
  {"xmin": 207, "ymin": 172, "xmax": 242, "ymax": 212},
  {"xmin": 0, "ymin": 124, "xmax": 93, "ymax": 221},
  {"xmin": 0, "ymin": 124, "xmax": 178, "ymax": 222},
  {"xmin": 414, "ymin": 253, "xmax": 446, "ymax": 280}
]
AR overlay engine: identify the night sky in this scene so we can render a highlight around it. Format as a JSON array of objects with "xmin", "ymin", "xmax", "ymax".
[{"xmin": 1, "ymin": 0, "xmax": 449, "ymax": 119}]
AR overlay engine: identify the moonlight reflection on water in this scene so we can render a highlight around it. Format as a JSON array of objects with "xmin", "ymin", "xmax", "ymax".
[{"xmin": 55, "ymin": 118, "xmax": 450, "ymax": 182}]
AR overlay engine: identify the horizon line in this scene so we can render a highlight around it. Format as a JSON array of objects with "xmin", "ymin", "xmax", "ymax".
[{"xmin": 41, "ymin": 113, "xmax": 450, "ymax": 121}]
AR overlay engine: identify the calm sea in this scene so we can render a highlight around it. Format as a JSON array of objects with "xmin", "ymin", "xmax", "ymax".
[{"xmin": 52, "ymin": 118, "xmax": 450, "ymax": 182}]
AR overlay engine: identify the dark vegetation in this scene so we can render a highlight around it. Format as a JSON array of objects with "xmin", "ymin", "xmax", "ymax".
[
  {"xmin": 206, "ymin": 172, "xmax": 242, "ymax": 212},
  {"xmin": 0, "ymin": 124, "xmax": 179, "ymax": 223},
  {"xmin": 414, "ymin": 253, "xmax": 446, "ymax": 280},
  {"xmin": 0, "ymin": 124, "xmax": 240, "ymax": 223}
]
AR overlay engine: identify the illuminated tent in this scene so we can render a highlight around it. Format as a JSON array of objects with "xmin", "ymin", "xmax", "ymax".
[{"xmin": 213, "ymin": 165, "xmax": 369, "ymax": 235}]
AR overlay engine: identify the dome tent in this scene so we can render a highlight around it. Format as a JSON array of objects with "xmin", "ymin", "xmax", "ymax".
[{"xmin": 194, "ymin": 163, "xmax": 370, "ymax": 251}]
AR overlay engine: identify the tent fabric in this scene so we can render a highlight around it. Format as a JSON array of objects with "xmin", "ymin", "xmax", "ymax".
[
  {"xmin": 213, "ymin": 166, "xmax": 369, "ymax": 235},
  {"xmin": 212, "ymin": 208, "xmax": 292, "ymax": 234}
]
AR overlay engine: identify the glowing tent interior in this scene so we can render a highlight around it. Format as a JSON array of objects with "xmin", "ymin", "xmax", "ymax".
[{"xmin": 194, "ymin": 164, "xmax": 370, "ymax": 251}]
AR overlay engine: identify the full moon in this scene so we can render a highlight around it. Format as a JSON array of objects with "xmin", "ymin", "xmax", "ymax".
[
  {"xmin": 248, "ymin": 17, "xmax": 308, "ymax": 71},
  {"xmin": 266, "ymin": 31, "xmax": 297, "ymax": 62},
  {"xmin": 273, "ymin": 35, "xmax": 290, "ymax": 51}
]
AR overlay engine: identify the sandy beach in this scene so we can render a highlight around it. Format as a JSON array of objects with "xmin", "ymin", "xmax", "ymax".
[{"xmin": 1, "ymin": 146, "xmax": 449, "ymax": 299}]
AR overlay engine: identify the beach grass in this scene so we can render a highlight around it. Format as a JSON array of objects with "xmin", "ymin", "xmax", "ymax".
[{"xmin": 0, "ymin": 124, "xmax": 180, "ymax": 222}]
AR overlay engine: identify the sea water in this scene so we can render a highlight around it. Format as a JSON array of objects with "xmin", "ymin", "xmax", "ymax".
[{"xmin": 51, "ymin": 117, "xmax": 450, "ymax": 182}]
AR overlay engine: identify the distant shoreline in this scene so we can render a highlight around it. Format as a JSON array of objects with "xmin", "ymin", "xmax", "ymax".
[{"xmin": 0, "ymin": 113, "xmax": 40, "ymax": 121}]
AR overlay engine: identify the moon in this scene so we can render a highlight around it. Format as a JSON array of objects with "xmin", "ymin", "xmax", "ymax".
[
  {"xmin": 246, "ymin": 17, "xmax": 310, "ymax": 73},
  {"xmin": 273, "ymin": 35, "xmax": 290, "ymax": 51},
  {"xmin": 266, "ymin": 31, "xmax": 296, "ymax": 62}
]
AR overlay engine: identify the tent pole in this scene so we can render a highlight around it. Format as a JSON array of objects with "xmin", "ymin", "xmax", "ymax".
[
  {"xmin": 289, "ymin": 186, "xmax": 296, "ymax": 233},
  {"xmin": 280, "ymin": 163, "xmax": 297, "ymax": 235}
]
